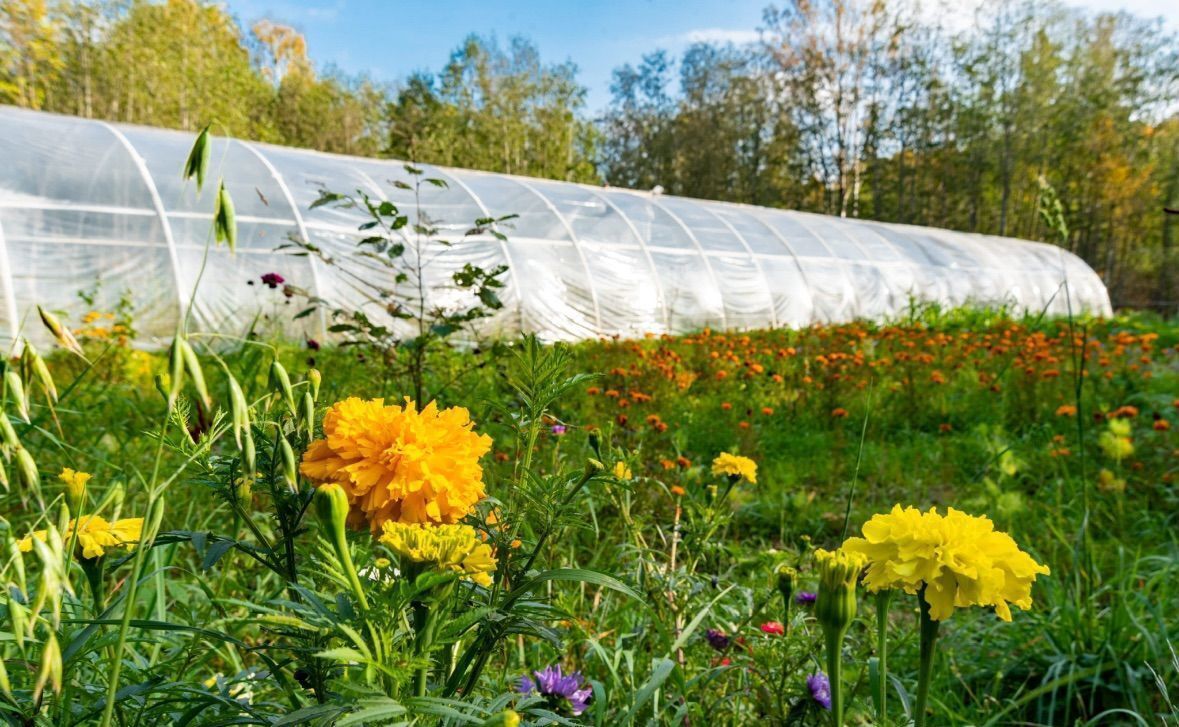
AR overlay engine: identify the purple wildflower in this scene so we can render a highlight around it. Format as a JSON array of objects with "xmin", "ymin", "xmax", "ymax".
[
  {"xmin": 260, "ymin": 272, "xmax": 285, "ymax": 289},
  {"xmin": 517, "ymin": 664, "xmax": 592, "ymax": 716},
  {"xmin": 807, "ymin": 672, "xmax": 832, "ymax": 710},
  {"xmin": 704, "ymin": 628, "xmax": 730, "ymax": 651},
  {"xmin": 306, "ymin": 338, "xmax": 320, "ymax": 351},
  {"xmin": 795, "ymin": 591, "xmax": 817, "ymax": 605},
  {"xmin": 551, "ymin": 424, "xmax": 567, "ymax": 436}
]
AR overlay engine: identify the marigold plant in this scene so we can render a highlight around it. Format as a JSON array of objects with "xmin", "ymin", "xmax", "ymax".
[
  {"xmin": 842, "ymin": 504, "xmax": 1050, "ymax": 621},
  {"xmin": 378, "ymin": 521, "xmax": 497, "ymax": 586},
  {"xmin": 300, "ymin": 397, "xmax": 492, "ymax": 530},
  {"xmin": 710, "ymin": 452, "xmax": 757, "ymax": 483},
  {"xmin": 20, "ymin": 516, "xmax": 143, "ymax": 560}
]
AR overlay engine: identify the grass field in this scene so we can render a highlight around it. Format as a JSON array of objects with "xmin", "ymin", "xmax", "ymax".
[{"xmin": 1, "ymin": 306, "xmax": 1176, "ymax": 725}]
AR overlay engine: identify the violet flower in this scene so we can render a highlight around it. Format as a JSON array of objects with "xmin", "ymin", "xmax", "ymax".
[
  {"xmin": 704, "ymin": 628, "xmax": 730, "ymax": 651},
  {"xmin": 807, "ymin": 672, "xmax": 832, "ymax": 710},
  {"xmin": 260, "ymin": 272, "xmax": 285, "ymax": 289},
  {"xmin": 517, "ymin": 664, "xmax": 592, "ymax": 716},
  {"xmin": 551, "ymin": 424, "xmax": 567, "ymax": 436},
  {"xmin": 795, "ymin": 591, "xmax": 817, "ymax": 605}
]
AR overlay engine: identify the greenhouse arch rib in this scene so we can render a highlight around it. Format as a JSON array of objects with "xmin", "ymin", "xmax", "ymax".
[
  {"xmin": 785, "ymin": 212, "xmax": 863, "ymax": 321},
  {"xmin": 429, "ymin": 169, "xmax": 526, "ymax": 335},
  {"xmin": 699, "ymin": 205, "xmax": 779, "ymax": 328},
  {"xmin": 506, "ymin": 177, "xmax": 604, "ymax": 334},
  {"xmin": 740, "ymin": 209, "xmax": 818, "ymax": 321},
  {"xmin": 96, "ymin": 121, "xmax": 187, "ymax": 320},
  {"xmin": 237, "ymin": 140, "xmax": 328, "ymax": 338},
  {"xmin": 646, "ymin": 196, "xmax": 730, "ymax": 331},
  {"xmin": 0, "ymin": 216, "xmax": 17, "ymax": 343},
  {"xmin": 582, "ymin": 187, "xmax": 671, "ymax": 332}
]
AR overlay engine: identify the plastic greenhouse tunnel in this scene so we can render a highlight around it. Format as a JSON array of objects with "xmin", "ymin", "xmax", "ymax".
[{"xmin": 0, "ymin": 106, "xmax": 1112, "ymax": 348}]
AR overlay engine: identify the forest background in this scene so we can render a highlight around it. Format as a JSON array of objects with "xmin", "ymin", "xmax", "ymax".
[{"xmin": 3, "ymin": 0, "xmax": 1177, "ymax": 310}]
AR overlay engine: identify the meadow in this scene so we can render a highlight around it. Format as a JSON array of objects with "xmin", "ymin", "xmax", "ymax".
[{"xmin": 1, "ymin": 299, "xmax": 1176, "ymax": 725}]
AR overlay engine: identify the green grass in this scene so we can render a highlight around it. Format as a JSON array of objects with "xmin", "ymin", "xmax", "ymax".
[{"xmin": 0, "ymin": 310, "xmax": 1175, "ymax": 725}]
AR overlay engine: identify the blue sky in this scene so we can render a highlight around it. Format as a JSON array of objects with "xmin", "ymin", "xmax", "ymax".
[{"xmin": 223, "ymin": 0, "xmax": 1176, "ymax": 115}]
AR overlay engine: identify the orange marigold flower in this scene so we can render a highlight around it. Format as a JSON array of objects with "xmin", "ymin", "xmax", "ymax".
[
  {"xmin": 939, "ymin": 423, "xmax": 952, "ymax": 433},
  {"xmin": 660, "ymin": 459, "xmax": 676, "ymax": 470},
  {"xmin": 605, "ymin": 389, "xmax": 620, "ymax": 398},
  {"xmin": 761, "ymin": 407, "xmax": 774, "ymax": 416},
  {"xmin": 586, "ymin": 386, "xmax": 601, "ymax": 396},
  {"xmin": 1055, "ymin": 405, "xmax": 1077, "ymax": 417},
  {"xmin": 300, "ymin": 397, "xmax": 492, "ymax": 531},
  {"xmin": 738, "ymin": 420, "xmax": 750, "ymax": 429},
  {"xmin": 676, "ymin": 456, "xmax": 691, "ymax": 469},
  {"xmin": 715, "ymin": 370, "xmax": 728, "ymax": 380},
  {"xmin": 831, "ymin": 407, "xmax": 849, "ymax": 418},
  {"xmin": 1111, "ymin": 405, "xmax": 1139, "ymax": 419},
  {"xmin": 721, "ymin": 402, "xmax": 732, "ymax": 410},
  {"xmin": 670, "ymin": 485, "xmax": 686, "ymax": 497},
  {"xmin": 1155, "ymin": 419, "xmax": 1171, "ymax": 432}
]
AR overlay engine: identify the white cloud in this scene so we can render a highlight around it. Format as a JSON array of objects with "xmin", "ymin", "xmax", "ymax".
[{"xmin": 668, "ymin": 28, "xmax": 762, "ymax": 46}]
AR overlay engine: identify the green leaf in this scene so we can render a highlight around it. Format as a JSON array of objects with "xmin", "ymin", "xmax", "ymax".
[
  {"xmin": 512, "ymin": 568, "xmax": 643, "ymax": 602},
  {"xmin": 274, "ymin": 704, "xmax": 351, "ymax": 725},
  {"xmin": 622, "ymin": 658, "xmax": 676, "ymax": 723}
]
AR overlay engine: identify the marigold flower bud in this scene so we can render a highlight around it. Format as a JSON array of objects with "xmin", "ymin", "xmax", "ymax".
[
  {"xmin": 315, "ymin": 483, "xmax": 351, "ymax": 538},
  {"xmin": 307, "ymin": 368, "xmax": 322, "ymax": 401},
  {"xmin": 482, "ymin": 709, "xmax": 521, "ymax": 727},
  {"xmin": 315, "ymin": 483, "xmax": 368, "ymax": 609},
  {"xmin": 776, "ymin": 564, "xmax": 797, "ymax": 604},
  {"xmin": 815, "ymin": 548, "xmax": 865, "ymax": 636},
  {"xmin": 59, "ymin": 468, "xmax": 91, "ymax": 515}
]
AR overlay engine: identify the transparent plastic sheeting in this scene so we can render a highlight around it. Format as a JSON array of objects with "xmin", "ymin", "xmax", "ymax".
[{"xmin": 0, "ymin": 106, "xmax": 1112, "ymax": 348}]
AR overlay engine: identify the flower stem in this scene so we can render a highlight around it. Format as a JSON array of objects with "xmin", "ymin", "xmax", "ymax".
[
  {"xmin": 914, "ymin": 590, "xmax": 940, "ymax": 727},
  {"xmin": 825, "ymin": 627, "xmax": 845, "ymax": 726},
  {"xmin": 874, "ymin": 590, "xmax": 892, "ymax": 725},
  {"xmin": 412, "ymin": 600, "xmax": 436, "ymax": 697},
  {"xmin": 82, "ymin": 557, "xmax": 105, "ymax": 615}
]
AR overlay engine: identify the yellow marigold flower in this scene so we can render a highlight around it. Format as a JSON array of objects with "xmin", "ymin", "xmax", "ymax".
[
  {"xmin": 300, "ymin": 397, "xmax": 492, "ymax": 531},
  {"xmin": 59, "ymin": 468, "xmax": 91, "ymax": 505},
  {"xmin": 378, "ymin": 521, "xmax": 497, "ymax": 587},
  {"xmin": 19, "ymin": 516, "xmax": 143, "ymax": 560},
  {"xmin": 711, "ymin": 452, "xmax": 758, "ymax": 484},
  {"xmin": 613, "ymin": 461, "xmax": 632, "ymax": 480},
  {"xmin": 1098, "ymin": 421, "xmax": 1134, "ymax": 461},
  {"xmin": 842, "ymin": 505, "xmax": 1049, "ymax": 622}
]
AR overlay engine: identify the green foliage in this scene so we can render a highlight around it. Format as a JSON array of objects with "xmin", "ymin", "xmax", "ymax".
[{"xmin": 287, "ymin": 166, "xmax": 513, "ymax": 404}]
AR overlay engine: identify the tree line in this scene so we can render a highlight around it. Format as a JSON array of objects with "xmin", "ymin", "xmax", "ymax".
[{"xmin": 3, "ymin": 0, "xmax": 1177, "ymax": 309}]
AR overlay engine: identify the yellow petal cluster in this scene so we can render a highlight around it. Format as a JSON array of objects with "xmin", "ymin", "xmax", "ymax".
[
  {"xmin": 378, "ymin": 521, "xmax": 497, "ymax": 587},
  {"xmin": 300, "ymin": 397, "xmax": 492, "ymax": 531},
  {"xmin": 19, "ymin": 516, "xmax": 143, "ymax": 559},
  {"xmin": 814, "ymin": 547, "xmax": 867, "ymax": 591},
  {"xmin": 842, "ymin": 505, "xmax": 1049, "ymax": 621},
  {"xmin": 711, "ymin": 452, "xmax": 758, "ymax": 483},
  {"xmin": 59, "ymin": 468, "xmax": 92, "ymax": 503}
]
